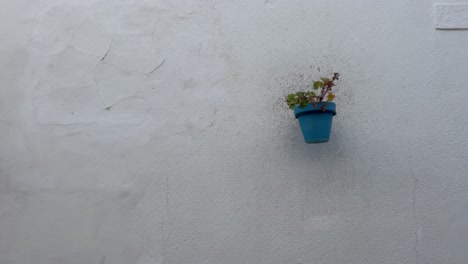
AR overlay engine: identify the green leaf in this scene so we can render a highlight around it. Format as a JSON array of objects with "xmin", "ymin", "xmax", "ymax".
[
  {"xmin": 299, "ymin": 100, "xmax": 308, "ymax": 108},
  {"xmin": 287, "ymin": 94, "xmax": 295, "ymax": 100},
  {"xmin": 313, "ymin": 81, "xmax": 324, "ymax": 90},
  {"xmin": 289, "ymin": 104, "xmax": 296, "ymax": 110}
]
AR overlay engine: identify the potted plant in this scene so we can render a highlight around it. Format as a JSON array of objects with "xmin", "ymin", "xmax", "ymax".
[{"xmin": 286, "ymin": 72, "xmax": 339, "ymax": 143}]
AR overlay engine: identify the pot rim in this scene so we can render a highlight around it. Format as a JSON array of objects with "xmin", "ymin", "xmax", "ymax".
[{"xmin": 294, "ymin": 102, "xmax": 336, "ymax": 118}]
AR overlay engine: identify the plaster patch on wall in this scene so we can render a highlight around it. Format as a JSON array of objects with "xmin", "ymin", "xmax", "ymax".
[
  {"xmin": 69, "ymin": 9, "xmax": 114, "ymax": 57},
  {"xmin": 113, "ymin": 5, "xmax": 165, "ymax": 35},
  {"xmin": 32, "ymin": 4, "xmax": 93, "ymax": 55},
  {"xmin": 33, "ymin": 81, "xmax": 150, "ymax": 125},
  {"xmin": 93, "ymin": 62, "xmax": 147, "ymax": 107},
  {"xmin": 30, "ymin": 2, "xmax": 227, "ymax": 135},
  {"xmin": 45, "ymin": 47, "xmax": 99, "ymax": 88},
  {"xmin": 434, "ymin": 4, "xmax": 468, "ymax": 29},
  {"xmin": 103, "ymin": 34, "xmax": 163, "ymax": 74},
  {"xmin": 34, "ymin": 82, "xmax": 102, "ymax": 125}
]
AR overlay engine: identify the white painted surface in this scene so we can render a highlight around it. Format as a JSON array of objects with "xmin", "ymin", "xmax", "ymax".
[
  {"xmin": 434, "ymin": 4, "xmax": 468, "ymax": 29},
  {"xmin": 1, "ymin": 1, "xmax": 468, "ymax": 264}
]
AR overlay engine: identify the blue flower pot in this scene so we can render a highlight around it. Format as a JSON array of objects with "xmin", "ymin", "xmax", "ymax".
[{"xmin": 294, "ymin": 102, "xmax": 336, "ymax": 144}]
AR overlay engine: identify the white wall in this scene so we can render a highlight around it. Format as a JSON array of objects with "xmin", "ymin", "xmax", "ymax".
[{"xmin": 1, "ymin": 0, "xmax": 468, "ymax": 263}]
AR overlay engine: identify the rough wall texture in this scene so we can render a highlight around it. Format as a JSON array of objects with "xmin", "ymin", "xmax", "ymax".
[{"xmin": 1, "ymin": 0, "xmax": 468, "ymax": 263}]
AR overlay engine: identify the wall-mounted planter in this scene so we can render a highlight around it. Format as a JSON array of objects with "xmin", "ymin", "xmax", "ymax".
[{"xmin": 294, "ymin": 102, "xmax": 336, "ymax": 144}]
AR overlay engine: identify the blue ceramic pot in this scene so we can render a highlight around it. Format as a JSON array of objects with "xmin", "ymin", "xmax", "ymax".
[{"xmin": 294, "ymin": 102, "xmax": 336, "ymax": 144}]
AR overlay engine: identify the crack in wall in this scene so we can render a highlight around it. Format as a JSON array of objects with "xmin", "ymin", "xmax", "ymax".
[
  {"xmin": 100, "ymin": 39, "xmax": 113, "ymax": 61},
  {"xmin": 103, "ymin": 95, "xmax": 140, "ymax": 111},
  {"xmin": 147, "ymin": 59, "xmax": 165, "ymax": 75}
]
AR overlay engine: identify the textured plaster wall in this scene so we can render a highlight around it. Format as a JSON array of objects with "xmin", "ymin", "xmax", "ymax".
[{"xmin": 1, "ymin": 1, "xmax": 468, "ymax": 263}]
